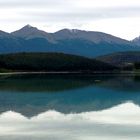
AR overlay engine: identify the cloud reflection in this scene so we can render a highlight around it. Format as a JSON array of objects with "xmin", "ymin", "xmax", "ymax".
[{"xmin": 0, "ymin": 102, "xmax": 140, "ymax": 140}]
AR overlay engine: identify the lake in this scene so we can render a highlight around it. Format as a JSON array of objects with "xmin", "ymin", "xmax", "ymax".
[{"xmin": 0, "ymin": 74, "xmax": 140, "ymax": 140}]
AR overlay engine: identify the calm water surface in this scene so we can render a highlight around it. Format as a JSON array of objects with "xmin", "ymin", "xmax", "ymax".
[{"xmin": 0, "ymin": 74, "xmax": 139, "ymax": 140}]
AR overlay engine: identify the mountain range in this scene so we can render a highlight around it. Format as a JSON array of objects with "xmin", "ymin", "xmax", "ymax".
[{"xmin": 0, "ymin": 24, "xmax": 140, "ymax": 57}]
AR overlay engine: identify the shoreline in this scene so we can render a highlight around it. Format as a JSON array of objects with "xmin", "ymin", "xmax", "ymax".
[{"xmin": 0, "ymin": 71, "xmax": 139, "ymax": 76}]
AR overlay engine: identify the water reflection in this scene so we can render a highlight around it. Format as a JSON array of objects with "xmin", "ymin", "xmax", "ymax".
[
  {"xmin": 0, "ymin": 74, "xmax": 139, "ymax": 117},
  {"xmin": 0, "ymin": 102, "xmax": 140, "ymax": 140},
  {"xmin": 0, "ymin": 74, "xmax": 139, "ymax": 92}
]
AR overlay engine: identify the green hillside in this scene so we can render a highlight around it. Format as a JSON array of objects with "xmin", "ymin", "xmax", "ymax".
[
  {"xmin": 0, "ymin": 53, "xmax": 118, "ymax": 72},
  {"xmin": 135, "ymin": 63, "xmax": 140, "ymax": 70},
  {"xmin": 97, "ymin": 51, "xmax": 140, "ymax": 66}
]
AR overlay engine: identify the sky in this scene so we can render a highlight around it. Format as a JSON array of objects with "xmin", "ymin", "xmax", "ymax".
[{"xmin": 0, "ymin": 0, "xmax": 140, "ymax": 40}]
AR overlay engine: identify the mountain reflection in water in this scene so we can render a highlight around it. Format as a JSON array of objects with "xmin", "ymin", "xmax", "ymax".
[
  {"xmin": 0, "ymin": 74, "xmax": 139, "ymax": 117},
  {"xmin": 0, "ymin": 102, "xmax": 140, "ymax": 140}
]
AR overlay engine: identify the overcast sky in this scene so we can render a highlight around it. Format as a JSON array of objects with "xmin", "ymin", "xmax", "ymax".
[{"xmin": 0, "ymin": 0, "xmax": 140, "ymax": 40}]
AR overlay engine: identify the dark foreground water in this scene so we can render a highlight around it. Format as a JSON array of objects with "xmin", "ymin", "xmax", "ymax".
[{"xmin": 0, "ymin": 74, "xmax": 140, "ymax": 140}]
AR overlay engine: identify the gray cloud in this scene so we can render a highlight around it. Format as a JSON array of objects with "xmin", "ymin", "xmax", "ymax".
[
  {"xmin": 0, "ymin": 0, "xmax": 140, "ymax": 39},
  {"xmin": 1, "ymin": 0, "xmax": 140, "ymax": 21},
  {"xmin": 0, "ymin": 0, "xmax": 73, "ymax": 8},
  {"xmin": 17, "ymin": 6, "xmax": 140, "ymax": 22}
]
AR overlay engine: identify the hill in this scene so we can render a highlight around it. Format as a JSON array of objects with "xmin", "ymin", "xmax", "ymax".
[
  {"xmin": 97, "ymin": 51, "xmax": 140, "ymax": 67},
  {"xmin": 0, "ymin": 53, "xmax": 118, "ymax": 72}
]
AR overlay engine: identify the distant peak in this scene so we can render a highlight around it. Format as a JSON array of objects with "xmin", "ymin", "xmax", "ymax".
[
  {"xmin": 21, "ymin": 24, "xmax": 37, "ymax": 30},
  {"xmin": 55, "ymin": 28, "xmax": 82, "ymax": 34},
  {"xmin": 69, "ymin": 29, "xmax": 80, "ymax": 33},
  {"xmin": 25, "ymin": 24, "xmax": 33, "ymax": 28}
]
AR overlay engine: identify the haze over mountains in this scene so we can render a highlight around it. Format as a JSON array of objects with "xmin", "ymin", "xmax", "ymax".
[{"xmin": 0, "ymin": 25, "xmax": 140, "ymax": 57}]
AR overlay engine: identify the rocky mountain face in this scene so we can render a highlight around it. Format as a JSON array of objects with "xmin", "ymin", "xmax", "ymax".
[
  {"xmin": 132, "ymin": 36, "xmax": 140, "ymax": 46},
  {"xmin": 0, "ymin": 25, "xmax": 139, "ymax": 57},
  {"xmin": 12, "ymin": 25, "xmax": 130, "ymax": 44}
]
